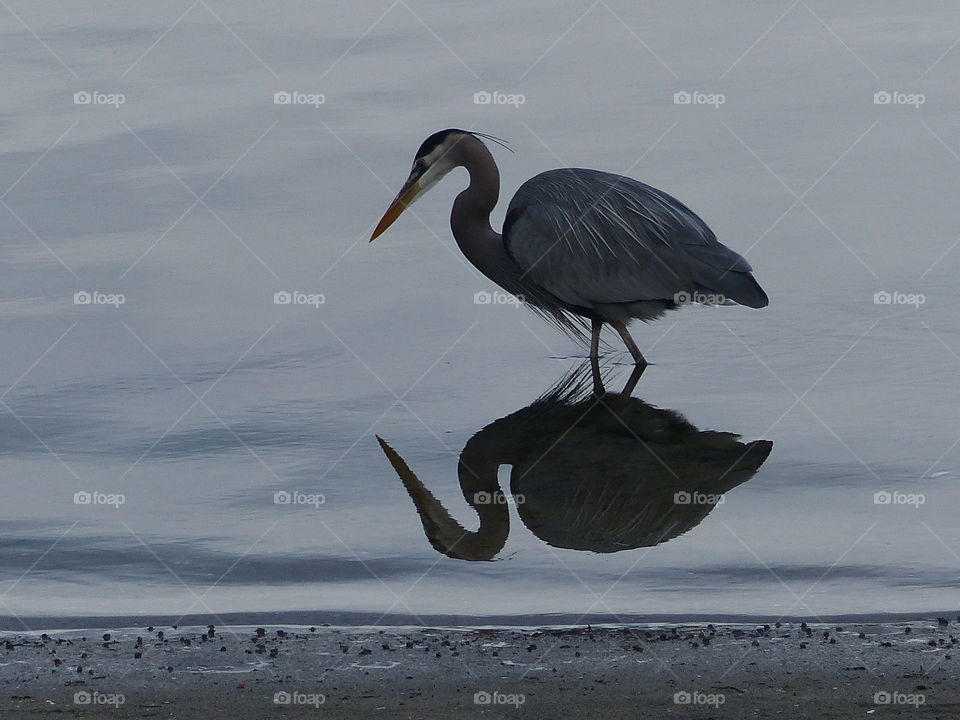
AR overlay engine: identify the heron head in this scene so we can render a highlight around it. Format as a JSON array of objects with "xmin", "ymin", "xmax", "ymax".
[
  {"xmin": 370, "ymin": 129, "xmax": 509, "ymax": 241},
  {"xmin": 369, "ymin": 129, "xmax": 467, "ymax": 241}
]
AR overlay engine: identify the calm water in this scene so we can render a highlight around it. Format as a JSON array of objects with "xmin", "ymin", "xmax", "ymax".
[{"xmin": 2, "ymin": 1, "xmax": 959, "ymax": 623}]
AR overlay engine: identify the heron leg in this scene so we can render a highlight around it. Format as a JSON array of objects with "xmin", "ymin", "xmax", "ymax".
[
  {"xmin": 590, "ymin": 318, "xmax": 604, "ymax": 395},
  {"xmin": 590, "ymin": 318, "xmax": 602, "ymax": 360},
  {"xmin": 611, "ymin": 320, "xmax": 648, "ymax": 366}
]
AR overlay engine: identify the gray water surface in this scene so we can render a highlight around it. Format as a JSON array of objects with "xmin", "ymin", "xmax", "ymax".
[{"xmin": 1, "ymin": 1, "xmax": 959, "ymax": 623}]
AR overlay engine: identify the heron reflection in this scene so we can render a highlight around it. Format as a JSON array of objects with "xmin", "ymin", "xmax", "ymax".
[{"xmin": 377, "ymin": 365, "xmax": 772, "ymax": 561}]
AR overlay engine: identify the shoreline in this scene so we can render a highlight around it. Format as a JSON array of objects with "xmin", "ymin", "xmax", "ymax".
[
  {"xmin": 3, "ymin": 618, "xmax": 958, "ymax": 718},
  {"xmin": 3, "ymin": 609, "xmax": 959, "ymax": 632}
]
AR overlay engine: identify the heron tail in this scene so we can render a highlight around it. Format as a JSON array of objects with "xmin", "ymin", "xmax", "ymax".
[{"xmin": 696, "ymin": 271, "xmax": 769, "ymax": 309}]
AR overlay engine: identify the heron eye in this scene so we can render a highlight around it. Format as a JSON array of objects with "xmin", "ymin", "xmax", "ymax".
[{"xmin": 414, "ymin": 159, "xmax": 427, "ymax": 175}]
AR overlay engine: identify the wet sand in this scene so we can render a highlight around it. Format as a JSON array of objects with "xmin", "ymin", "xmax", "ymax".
[{"xmin": 3, "ymin": 619, "xmax": 959, "ymax": 718}]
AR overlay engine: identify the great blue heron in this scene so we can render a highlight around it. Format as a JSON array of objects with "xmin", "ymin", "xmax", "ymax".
[{"xmin": 371, "ymin": 129, "xmax": 768, "ymax": 369}]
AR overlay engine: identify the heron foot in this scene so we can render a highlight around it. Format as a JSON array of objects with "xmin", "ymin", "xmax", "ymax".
[
  {"xmin": 610, "ymin": 320, "xmax": 647, "ymax": 365},
  {"xmin": 620, "ymin": 363, "xmax": 647, "ymax": 396}
]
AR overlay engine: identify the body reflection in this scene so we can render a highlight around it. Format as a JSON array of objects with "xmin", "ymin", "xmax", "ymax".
[{"xmin": 377, "ymin": 365, "xmax": 772, "ymax": 561}]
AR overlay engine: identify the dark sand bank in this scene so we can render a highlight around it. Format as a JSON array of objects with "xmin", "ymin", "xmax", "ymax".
[{"xmin": 3, "ymin": 619, "xmax": 959, "ymax": 718}]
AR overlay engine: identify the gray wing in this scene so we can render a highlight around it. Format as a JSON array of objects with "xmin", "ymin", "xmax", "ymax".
[{"xmin": 503, "ymin": 169, "xmax": 767, "ymax": 310}]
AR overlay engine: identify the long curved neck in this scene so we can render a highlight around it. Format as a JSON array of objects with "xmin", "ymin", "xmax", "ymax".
[
  {"xmin": 376, "ymin": 436, "xmax": 509, "ymax": 561},
  {"xmin": 450, "ymin": 138, "xmax": 517, "ymax": 287}
]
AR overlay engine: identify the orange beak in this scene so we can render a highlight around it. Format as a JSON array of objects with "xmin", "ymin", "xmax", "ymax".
[{"xmin": 370, "ymin": 176, "xmax": 421, "ymax": 241}]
